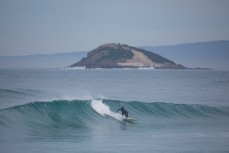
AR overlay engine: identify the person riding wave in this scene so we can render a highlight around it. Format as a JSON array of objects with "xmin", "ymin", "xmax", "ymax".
[{"xmin": 117, "ymin": 106, "xmax": 128, "ymax": 118}]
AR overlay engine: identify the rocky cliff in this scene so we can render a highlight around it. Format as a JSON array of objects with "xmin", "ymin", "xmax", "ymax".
[{"xmin": 69, "ymin": 43, "xmax": 185, "ymax": 69}]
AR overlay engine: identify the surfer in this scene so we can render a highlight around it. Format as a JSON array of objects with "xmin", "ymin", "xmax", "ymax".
[{"xmin": 117, "ymin": 106, "xmax": 128, "ymax": 118}]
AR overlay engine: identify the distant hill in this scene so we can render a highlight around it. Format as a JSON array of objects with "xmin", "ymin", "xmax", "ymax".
[
  {"xmin": 0, "ymin": 52, "xmax": 87, "ymax": 68},
  {"xmin": 69, "ymin": 43, "xmax": 185, "ymax": 69},
  {"xmin": 141, "ymin": 40, "xmax": 229, "ymax": 69}
]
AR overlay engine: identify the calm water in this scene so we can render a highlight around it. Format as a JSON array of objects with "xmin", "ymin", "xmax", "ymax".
[{"xmin": 0, "ymin": 69, "xmax": 229, "ymax": 153}]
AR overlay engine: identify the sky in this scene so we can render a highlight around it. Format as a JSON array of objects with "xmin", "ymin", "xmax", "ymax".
[{"xmin": 0, "ymin": 0, "xmax": 229, "ymax": 56}]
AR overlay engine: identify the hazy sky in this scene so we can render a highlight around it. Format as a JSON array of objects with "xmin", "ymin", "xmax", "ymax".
[{"xmin": 1, "ymin": 0, "xmax": 229, "ymax": 56}]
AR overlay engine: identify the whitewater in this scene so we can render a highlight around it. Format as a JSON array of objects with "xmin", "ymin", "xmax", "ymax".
[{"xmin": 1, "ymin": 68, "xmax": 229, "ymax": 153}]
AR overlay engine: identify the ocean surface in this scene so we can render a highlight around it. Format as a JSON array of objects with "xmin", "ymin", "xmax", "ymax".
[{"xmin": 0, "ymin": 68, "xmax": 229, "ymax": 153}]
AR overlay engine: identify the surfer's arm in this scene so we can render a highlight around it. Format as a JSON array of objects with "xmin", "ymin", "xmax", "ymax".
[{"xmin": 117, "ymin": 109, "xmax": 121, "ymax": 112}]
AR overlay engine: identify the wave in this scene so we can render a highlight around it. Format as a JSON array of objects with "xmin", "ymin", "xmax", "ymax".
[
  {"xmin": 1, "ymin": 99, "xmax": 229, "ymax": 127},
  {"xmin": 0, "ymin": 88, "xmax": 41, "ymax": 97}
]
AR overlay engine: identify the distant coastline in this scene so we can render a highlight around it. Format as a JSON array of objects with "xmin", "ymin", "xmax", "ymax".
[{"xmin": 0, "ymin": 40, "xmax": 228, "ymax": 69}]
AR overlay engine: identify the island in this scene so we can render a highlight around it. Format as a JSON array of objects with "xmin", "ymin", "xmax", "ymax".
[{"xmin": 69, "ymin": 43, "xmax": 185, "ymax": 69}]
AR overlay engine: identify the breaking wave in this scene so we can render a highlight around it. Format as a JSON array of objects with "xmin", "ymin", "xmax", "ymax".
[{"xmin": 1, "ymin": 99, "xmax": 229, "ymax": 128}]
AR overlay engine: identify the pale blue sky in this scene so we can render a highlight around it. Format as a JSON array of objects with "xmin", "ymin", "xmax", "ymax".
[{"xmin": 1, "ymin": 0, "xmax": 229, "ymax": 56}]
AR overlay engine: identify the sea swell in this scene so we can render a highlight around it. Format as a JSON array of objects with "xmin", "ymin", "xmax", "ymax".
[{"xmin": 0, "ymin": 88, "xmax": 41, "ymax": 96}]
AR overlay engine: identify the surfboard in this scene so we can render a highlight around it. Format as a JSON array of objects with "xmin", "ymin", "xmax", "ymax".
[{"xmin": 123, "ymin": 117, "xmax": 136, "ymax": 123}]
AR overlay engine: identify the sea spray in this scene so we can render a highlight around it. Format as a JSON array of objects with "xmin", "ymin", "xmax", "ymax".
[{"xmin": 91, "ymin": 99, "xmax": 124, "ymax": 121}]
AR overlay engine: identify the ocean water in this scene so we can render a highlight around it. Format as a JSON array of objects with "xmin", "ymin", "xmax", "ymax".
[{"xmin": 0, "ymin": 68, "xmax": 229, "ymax": 153}]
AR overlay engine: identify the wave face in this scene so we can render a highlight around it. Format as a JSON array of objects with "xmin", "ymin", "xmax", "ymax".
[
  {"xmin": 1, "ymin": 99, "xmax": 229, "ymax": 128},
  {"xmin": 1, "ymin": 99, "xmax": 229, "ymax": 146}
]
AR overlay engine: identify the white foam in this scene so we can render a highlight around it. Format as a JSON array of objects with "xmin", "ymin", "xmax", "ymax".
[
  {"xmin": 91, "ymin": 99, "xmax": 124, "ymax": 121},
  {"xmin": 62, "ymin": 66, "xmax": 86, "ymax": 70}
]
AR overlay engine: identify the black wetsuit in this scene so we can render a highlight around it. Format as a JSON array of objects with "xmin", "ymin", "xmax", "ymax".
[{"xmin": 117, "ymin": 107, "xmax": 128, "ymax": 118}]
